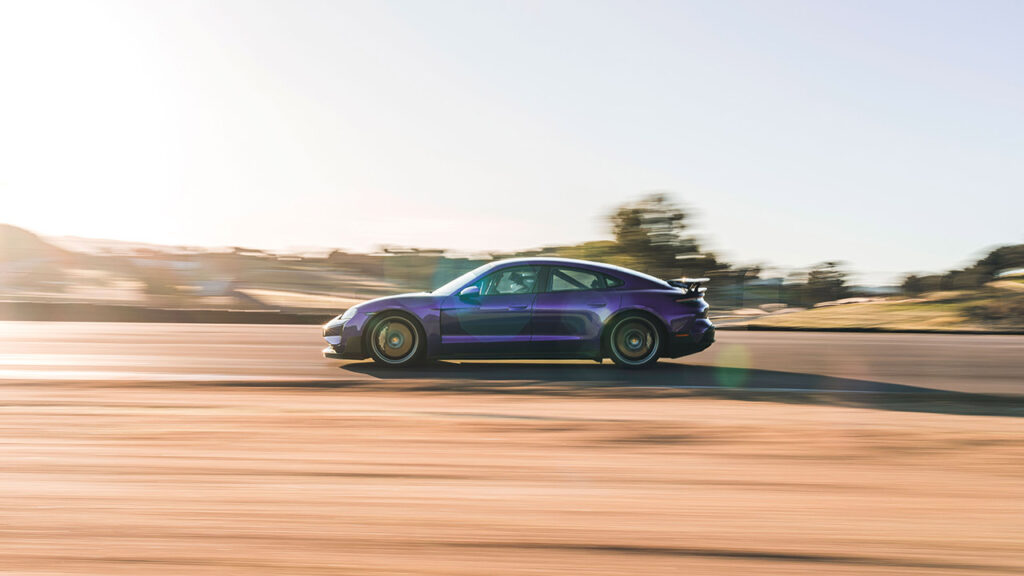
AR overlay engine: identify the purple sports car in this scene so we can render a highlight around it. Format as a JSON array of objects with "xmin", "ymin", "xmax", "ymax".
[{"xmin": 322, "ymin": 257, "xmax": 714, "ymax": 368}]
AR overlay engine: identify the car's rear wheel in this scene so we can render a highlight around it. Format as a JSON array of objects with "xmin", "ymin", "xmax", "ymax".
[
  {"xmin": 607, "ymin": 314, "xmax": 661, "ymax": 368},
  {"xmin": 367, "ymin": 313, "xmax": 424, "ymax": 366}
]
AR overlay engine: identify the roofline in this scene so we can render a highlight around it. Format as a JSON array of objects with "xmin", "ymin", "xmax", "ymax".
[
  {"xmin": 490, "ymin": 257, "xmax": 619, "ymax": 269},
  {"xmin": 489, "ymin": 257, "xmax": 669, "ymax": 287}
]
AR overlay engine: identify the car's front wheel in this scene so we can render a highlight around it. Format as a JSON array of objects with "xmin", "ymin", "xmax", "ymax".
[
  {"xmin": 607, "ymin": 314, "xmax": 662, "ymax": 368},
  {"xmin": 367, "ymin": 313, "xmax": 424, "ymax": 366}
]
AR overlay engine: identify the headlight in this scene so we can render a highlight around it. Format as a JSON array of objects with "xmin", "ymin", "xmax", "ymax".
[{"xmin": 339, "ymin": 306, "xmax": 358, "ymax": 321}]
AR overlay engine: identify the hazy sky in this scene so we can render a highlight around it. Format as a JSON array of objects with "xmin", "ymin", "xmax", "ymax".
[{"xmin": 2, "ymin": 0, "xmax": 1022, "ymax": 282}]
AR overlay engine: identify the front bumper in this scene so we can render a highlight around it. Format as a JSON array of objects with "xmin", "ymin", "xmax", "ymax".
[
  {"xmin": 322, "ymin": 317, "xmax": 365, "ymax": 360},
  {"xmin": 322, "ymin": 341, "xmax": 364, "ymax": 360},
  {"xmin": 323, "ymin": 346, "xmax": 345, "ymax": 359}
]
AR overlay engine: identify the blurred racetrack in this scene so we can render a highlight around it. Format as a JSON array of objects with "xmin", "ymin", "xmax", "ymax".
[
  {"xmin": 3, "ymin": 322, "xmax": 1024, "ymax": 393},
  {"xmin": 1, "ymin": 322, "xmax": 1021, "ymax": 575}
]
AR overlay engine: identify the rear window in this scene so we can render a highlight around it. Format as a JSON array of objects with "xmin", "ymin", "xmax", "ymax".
[
  {"xmin": 547, "ymin": 267, "xmax": 625, "ymax": 291},
  {"xmin": 551, "ymin": 267, "xmax": 604, "ymax": 292},
  {"xmin": 603, "ymin": 273, "xmax": 624, "ymax": 288}
]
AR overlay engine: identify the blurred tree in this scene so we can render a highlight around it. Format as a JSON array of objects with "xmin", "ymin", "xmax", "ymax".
[
  {"xmin": 805, "ymin": 262, "xmax": 850, "ymax": 304},
  {"xmin": 902, "ymin": 244, "xmax": 1024, "ymax": 294},
  {"xmin": 608, "ymin": 193, "xmax": 708, "ymax": 279},
  {"xmin": 973, "ymin": 244, "xmax": 1024, "ymax": 277},
  {"xmin": 902, "ymin": 274, "xmax": 924, "ymax": 295},
  {"xmin": 951, "ymin": 244, "xmax": 1024, "ymax": 287}
]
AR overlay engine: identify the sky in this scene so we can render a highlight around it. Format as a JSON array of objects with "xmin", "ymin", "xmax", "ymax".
[{"xmin": 1, "ymin": 0, "xmax": 1022, "ymax": 283}]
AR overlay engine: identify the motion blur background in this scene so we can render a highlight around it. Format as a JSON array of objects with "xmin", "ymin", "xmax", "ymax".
[
  {"xmin": 2, "ymin": 193, "xmax": 1023, "ymax": 330},
  {"xmin": 1, "ymin": 0, "xmax": 1023, "ymax": 331},
  {"xmin": 1, "ymin": 2, "xmax": 1023, "ymax": 575}
]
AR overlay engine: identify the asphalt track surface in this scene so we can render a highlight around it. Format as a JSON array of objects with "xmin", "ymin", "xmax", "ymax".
[
  {"xmin": 2, "ymin": 321, "xmax": 1023, "ymax": 395},
  {"xmin": 1, "ymin": 322, "xmax": 1022, "ymax": 575}
]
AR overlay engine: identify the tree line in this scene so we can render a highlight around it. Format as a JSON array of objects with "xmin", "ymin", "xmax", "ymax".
[{"xmin": 903, "ymin": 245, "xmax": 1024, "ymax": 294}]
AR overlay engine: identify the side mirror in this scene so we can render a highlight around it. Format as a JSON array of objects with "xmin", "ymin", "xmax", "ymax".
[{"xmin": 459, "ymin": 285, "xmax": 480, "ymax": 300}]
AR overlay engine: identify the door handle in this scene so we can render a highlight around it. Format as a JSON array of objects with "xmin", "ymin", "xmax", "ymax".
[
  {"xmin": 587, "ymin": 302, "xmax": 604, "ymax": 308},
  {"xmin": 508, "ymin": 304, "xmax": 529, "ymax": 310}
]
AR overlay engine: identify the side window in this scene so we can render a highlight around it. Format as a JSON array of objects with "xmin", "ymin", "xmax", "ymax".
[
  {"xmin": 478, "ymin": 266, "xmax": 541, "ymax": 296},
  {"xmin": 603, "ymin": 273, "xmax": 624, "ymax": 288},
  {"xmin": 550, "ymin": 267, "xmax": 604, "ymax": 292}
]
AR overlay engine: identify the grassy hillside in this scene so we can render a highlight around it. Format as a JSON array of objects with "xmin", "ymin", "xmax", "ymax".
[{"xmin": 744, "ymin": 283, "xmax": 1024, "ymax": 332}]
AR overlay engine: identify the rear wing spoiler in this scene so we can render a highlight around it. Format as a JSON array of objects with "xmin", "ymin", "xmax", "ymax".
[{"xmin": 667, "ymin": 277, "xmax": 709, "ymax": 296}]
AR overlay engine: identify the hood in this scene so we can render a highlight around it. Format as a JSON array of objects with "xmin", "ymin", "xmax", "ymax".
[{"xmin": 355, "ymin": 291, "xmax": 438, "ymax": 311}]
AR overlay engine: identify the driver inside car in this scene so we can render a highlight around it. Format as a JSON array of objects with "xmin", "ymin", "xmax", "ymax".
[{"xmin": 507, "ymin": 271, "xmax": 535, "ymax": 294}]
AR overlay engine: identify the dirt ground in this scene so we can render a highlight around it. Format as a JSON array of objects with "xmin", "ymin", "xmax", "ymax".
[{"xmin": 1, "ymin": 381, "xmax": 1021, "ymax": 575}]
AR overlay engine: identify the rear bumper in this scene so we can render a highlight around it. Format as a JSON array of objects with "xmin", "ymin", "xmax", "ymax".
[{"xmin": 664, "ymin": 320, "xmax": 715, "ymax": 358}]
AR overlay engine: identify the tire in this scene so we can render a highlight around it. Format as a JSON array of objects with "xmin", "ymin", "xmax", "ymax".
[
  {"xmin": 606, "ymin": 314, "xmax": 662, "ymax": 368},
  {"xmin": 366, "ymin": 313, "xmax": 425, "ymax": 366}
]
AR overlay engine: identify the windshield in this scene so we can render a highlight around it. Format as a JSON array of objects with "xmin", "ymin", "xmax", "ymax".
[{"xmin": 431, "ymin": 262, "xmax": 497, "ymax": 295}]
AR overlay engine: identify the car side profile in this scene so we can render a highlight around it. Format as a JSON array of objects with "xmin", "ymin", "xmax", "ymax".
[{"xmin": 322, "ymin": 257, "xmax": 714, "ymax": 368}]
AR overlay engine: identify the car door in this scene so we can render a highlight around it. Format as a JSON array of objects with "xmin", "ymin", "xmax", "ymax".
[
  {"xmin": 439, "ymin": 265, "xmax": 541, "ymax": 357},
  {"xmin": 531, "ymin": 266, "xmax": 621, "ymax": 357}
]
